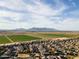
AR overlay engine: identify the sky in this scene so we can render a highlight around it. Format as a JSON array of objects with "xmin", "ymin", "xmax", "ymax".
[{"xmin": 0, "ymin": 0, "xmax": 79, "ymax": 31}]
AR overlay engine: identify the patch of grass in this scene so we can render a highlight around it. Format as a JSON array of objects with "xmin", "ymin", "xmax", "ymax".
[
  {"xmin": 8, "ymin": 35, "xmax": 41, "ymax": 42},
  {"xmin": 0, "ymin": 36, "xmax": 10, "ymax": 44}
]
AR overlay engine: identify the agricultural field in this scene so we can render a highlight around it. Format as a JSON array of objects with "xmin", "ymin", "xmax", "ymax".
[
  {"xmin": 7, "ymin": 35, "xmax": 41, "ymax": 42},
  {"xmin": 41, "ymin": 34, "xmax": 77, "ymax": 38},
  {"xmin": 0, "ymin": 34, "xmax": 41, "ymax": 44},
  {"xmin": 0, "ymin": 36, "xmax": 10, "ymax": 44},
  {"xmin": 25, "ymin": 32, "xmax": 79, "ymax": 39},
  {"xmin": 0, "ymin": 32, "xmax": 79, "ymax": 44}
]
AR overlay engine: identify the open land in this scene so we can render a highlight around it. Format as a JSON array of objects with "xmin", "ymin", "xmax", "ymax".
[
  {"xmin": 0, "ymin": 31, "xmax": 79, "ymax": 44},
  {"xmin": 0, "ymin": 32, "xmax": 79, "ymax": 59}
]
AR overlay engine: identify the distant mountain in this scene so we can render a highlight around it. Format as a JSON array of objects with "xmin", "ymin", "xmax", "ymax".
[
  {"xmin": 26, "ymin": 27, "xmax": 59, "ymax": 32},
  {"xmin": 11, "ymin": 28, "xmax": 27, "ymax": 32},
  {"xmin": 0, "ymin": 27, "xmax": 59, "ymax": 32},
  {"xmin": 0, "ymin": 28, "xmax": 26, "ymax": 32}
]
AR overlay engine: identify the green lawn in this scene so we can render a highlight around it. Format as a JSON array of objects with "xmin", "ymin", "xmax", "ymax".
[
  {"xmin": 0, "ymin": 36, "xmax": 10, "ymax": 44},
  {"xmin": 8, "ymin": 35, "xmax": 41, "ymax": 42}
]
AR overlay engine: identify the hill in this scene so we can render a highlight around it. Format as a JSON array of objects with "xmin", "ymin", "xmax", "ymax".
[
  {"xmin": 27, "ymin": 27, "xmax": 59, "ymax": 32},
  {"xmin": 0, "ymin": 27, "xmax": 59, "ymax": 32}
]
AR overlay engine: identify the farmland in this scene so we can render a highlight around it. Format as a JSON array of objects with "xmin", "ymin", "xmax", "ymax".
[
  {"xmin": 0, "ymin": 36, "xmax": 10, "ymax": 44},
  {"xmin": 0, "ymin": 32, "xmax": 79, "ymax": 44},
  {"xmin": 0, "ymin": 34, "xmax": 41, "ymax": 44},
  {"xmin": 24, "ymin": 32, "xmax": 79, "ymax": 39},
  {"xmin": 7, "ymin": 35, "xmax": 41, "ymax": 42}
]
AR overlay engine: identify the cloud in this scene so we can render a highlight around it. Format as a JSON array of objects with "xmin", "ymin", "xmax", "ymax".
[
  {"xmin": 57, "ymin": 18, "xmax": 79, "ymax": 31},
  {"xmin": 0, "ymin": 0, "xmax": 79, "ymax": 30},
  {"xmin": 0, "ymin": 0, "xmax": 26, "ymax": 11}
]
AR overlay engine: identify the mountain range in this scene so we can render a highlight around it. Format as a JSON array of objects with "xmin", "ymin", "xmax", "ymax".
[{"xmin": 0, "ymin": 27, "xmax": 59, "ymax": 32}]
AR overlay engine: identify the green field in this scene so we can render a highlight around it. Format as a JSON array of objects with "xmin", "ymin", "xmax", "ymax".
[
  {"xmin": 0, "ymin": 32, "xmax": 79, "ymax": 44},
  {"xmin": 42, "ymin": 34, "xmax": 74, "ymax": 38},
  {"xmin": 7, "ymin": 35, "xmax": 41, "ymax": 42},
  {"xmin": 0, "ymin": 36, "xmax": 10, "ymax": 44},
  {"xmin": 0, "ymin": 35, "xmax": 41, "ymax": 44},
  {"xmin": 26, "ymin": 32, "xmax": 79, "ymax": 39}
]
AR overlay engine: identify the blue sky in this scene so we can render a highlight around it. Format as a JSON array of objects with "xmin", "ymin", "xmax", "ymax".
[{"xmin": 0, "ymin": 0, "xmax": 79, "ymax": 31}]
